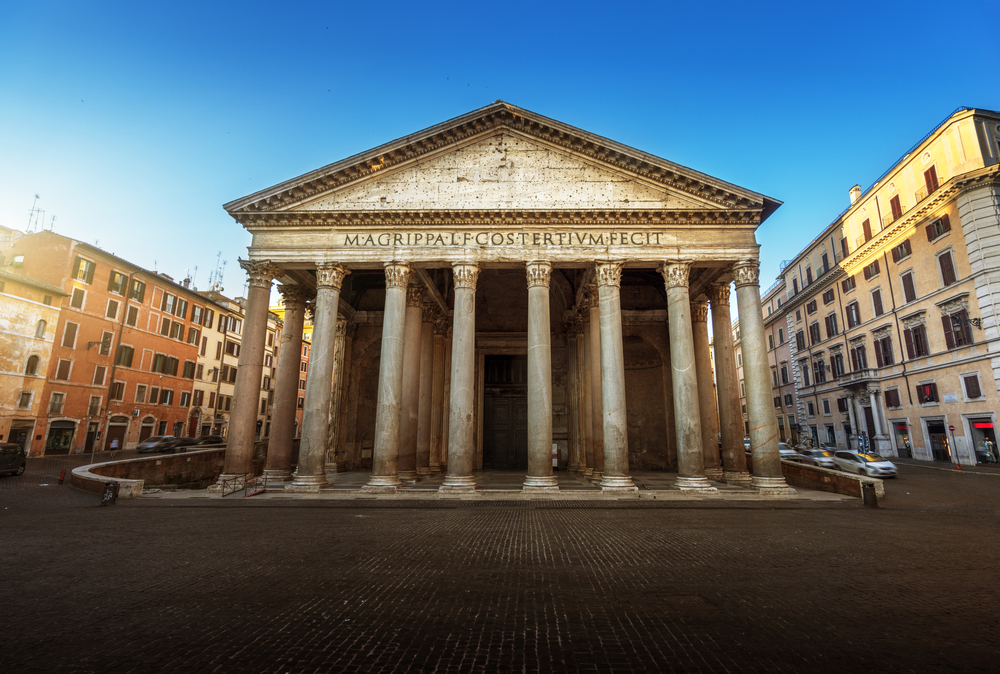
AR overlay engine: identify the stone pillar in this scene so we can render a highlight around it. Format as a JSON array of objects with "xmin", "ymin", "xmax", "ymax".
[
  {"xmin": 364, "ymin": 262, "xmax": 411, "ymax": 492},
  {"xmin": 586, "ymin": 285, "xmax": 605, "ymax": 482},
  {"xmin": 868, "ymin": 386, "xmax": 885, "ymax": 436},
  {"xmin": 288, "ymin": 262, "xmax": 349, "ymax": 491},
  {"xmin": 397, "ymin": 285, "xmax": 425, "ymax": 484},
  {"xmin": 441, "ymin": 262, "xmax": 480, "ymax": 493},
  {"xmin": 429, "ymin": 316, "xmax": 447, "ymax": 474},
  {"xmin": 566, "ymin": 322, "xmax": 581, "ymax": 473},
  {"xmin": 441, "ymin": 325, "xmax": 452, "ymax": 472},
  {"xmin": 709, "ymin": 283, "xmax": 751, "ymax": 485},
  {"xmin": 523, "ymin": 261, "xmax": 558, "ymax": 491},
  {"xmin": 325, "ymin": 317, "xmax": 349, "ymax": 472},
  {"xmin": 845, "ymin": 393, "xmax": 858, "ymax": 450},
  {"xmin": 415, "ymin": 302, "xmax": 436, "ymax": 477},
  {"xmin": 263, "ymin": 284, "xmax": 311, "ymax": 481},
  {"xmin": 210, "ymin": 259, "xmax": 282, "ymax": 493},
  {"xmin": 596, "ymin": 261, "xmax": 636, "ymax": 492},
  {"xmin": 661, "ymin": 262, "xmax": 716, "ymax": 492},
  {"xmin": 578, "ymin": 315, "xmax": 593, "ymax": 476},
  {"xmin": 691, "ymin": 299, "xmax": 723, "ymax": 481},
  {"xmin": 732, "ymin": 259, "xmax": 794, "ymax": 494}
]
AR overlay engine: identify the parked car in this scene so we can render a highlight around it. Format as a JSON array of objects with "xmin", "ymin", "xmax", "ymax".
[
  {"xmin": 832, "ymin": 450, "xmax": 897, "ymax": 478},
  {"xmin": 136, "ymin": 436, "xmax": 177, "ymax": 453},
  {"xmin": 778, "ymin": 442, "xmax": 804, "ymax": 462},
  {"xmin": 0, "ymin": 443, "xmax": 27, "ymax": 476},
  {"xmin": 171, "ymin": 437, "xmax": 200, "ymax": 453},
  {"xmin": 744, "ymin": 438, "xmax": 751, "ymax": 451},
  {"xmin": 819, "ymin": 442, "xmax": 838, "ymax": 452},
  {"xmin": 798, "ymin": 448, "xmax": 837, "ymax": 469},
  {"xmin": 193, "ymin": 435, "xmax": 225, "ymax": 446}
]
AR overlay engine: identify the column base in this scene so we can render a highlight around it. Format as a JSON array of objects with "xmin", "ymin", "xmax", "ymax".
[
  {"xmin": 523, "ymin": 474, "xmax": 559, "ymax": 491},
  {"xmin": 262, "ymin": 469, "xmax": 293, "ymax": 482},
  {"xmin": 705, "ymin": 467, "xmax": 724, "ymax": 481},
  {"xmin": 398, "ymin": 470, "xmax": 418, "ymax": 485},
  {"xmin": 285, "ymin": 473, "xmax": 329, "ymax": 492},
  {"xmin": 416, "ymin": 467, "xmax": 433, "ymax": 477},
  {"xmin": 324, "ymin": 462, "xmax": 341, "ymax": 474},
  {"xmin": 363, "ymin": 474, "xmax": 401, "ymax": 493},
  {"xmin": 589, "ymin": 470, "xmax": 603, "ymax": 483},
  {"xmin": 601, "ymin": 475, "xmax": 638, "ymax": 492},
  {"xmin": 751, "ymin": 475, "xmax": 796, "ymax": 495},
  {"xmin": 582, "ymin": 467, "xmax": 593, "ymax": 478},
  {"xmin": 429, "ymin": 462, "xmax": 443, "ymax": 474},
  {"xmin": 675, "ymin": 475, "xmax": 718, "ymax": 492},
  {"xmin": 568, "ymin": 463, "xmax": 580, "ymax": 473},
  {"xmin": 439, "ymin": 474, "xmax": 476, "ymax": 493},
  {"xmin": 723, "ymin": 470, "xmax": 752, "ymax": 486}
]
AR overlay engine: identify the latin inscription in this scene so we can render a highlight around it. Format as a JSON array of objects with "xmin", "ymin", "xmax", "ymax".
[{"xmin": 343, "ymin": 231, "xmax": 666, "ymax": 247}]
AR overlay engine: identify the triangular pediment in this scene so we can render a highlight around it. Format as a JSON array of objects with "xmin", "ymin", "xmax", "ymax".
[
  {"xmin": 294, "ymin": 132, "xmax": 712, "ymax": 212},
  {"xmin": 225, "ymin": 101, "xmax": 780, "ymax": 222}
]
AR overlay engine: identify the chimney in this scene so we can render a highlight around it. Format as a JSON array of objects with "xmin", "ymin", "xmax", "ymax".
[
  {"xmin": 182, "ymin": 278, "xmax": 191, "ymax": 289},
  {"xmin": 849, "ymin": 184, "xmax": 862, "ymax": 205}
]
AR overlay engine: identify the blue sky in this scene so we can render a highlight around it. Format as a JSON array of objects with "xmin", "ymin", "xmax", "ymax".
[{"xmin": 2, "ymin": 0, "xmax": 998, "ymax": 303}]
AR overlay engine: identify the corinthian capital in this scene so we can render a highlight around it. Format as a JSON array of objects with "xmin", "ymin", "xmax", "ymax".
[
  {"xmin": 584, "ymin": 284, "xmax": 599, "ymax": 309},
  {"xmin": 452, "ymin": 261, "xmax": 480, "ymax": 290},
  {"xmin": 278, "ymin": 284, "xmax": 314, "ymax": 309},
  {"xmin": 690, "ymin": 300, "xmax": 709, "ymax": 323},
  {"xmin": 659, "ymin": 262, "xmax": 689, "ymax": 289},
  {"xmin": 731, "ymin": 260, "xmax": 760, "ymax": 288},
  {"xmin": 708, "ymin": 283, "xmax": 731, "ymax": 307},
  {"xmin": 595, "ymin": 261, "xmax": 624, "ymax": 288},
  {"xmin": 239, "ymin": 259, "xmax": 283, "ymax": 289},
  {"xmin": 316, "ymin": 262, "xmax": 350, "ymax": 290},
  {"xmin": 525, "ymin": 260, "xmax": 552, "ymax": 289},
  {"xmin": 405, "ymin": 285, "xmax": 425, "ymax": 307},
  {"xmin": 384, "ymin": 262, "xmax": 411, "ymax": 288}
]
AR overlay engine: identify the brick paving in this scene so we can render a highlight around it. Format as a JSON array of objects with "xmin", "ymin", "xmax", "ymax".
[{"xmin": 2, "ymin": 463, "xmax": 998, "ymax": 673}]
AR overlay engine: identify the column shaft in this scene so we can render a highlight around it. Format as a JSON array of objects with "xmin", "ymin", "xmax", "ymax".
[
  {"xmin": 429, "ymin": 318, "xmax": 447, "ymax": 473},
  {"xmin": 596, "ymin": 262, "xmax": 635, "ymax": 491},
  {"xmin": 264, "ymin": 286, "xmax": 310, "ymax": 480},
  {"xmin": 587, "ymin": 286, "xmax": 605, "ymax": 481},
  {"xmin": 845, "ymin": 394, "xmax": 858, "ymax": 449},
  {"xmin": 364, "ymin": 262, "xmax": 411, "ymax": 492},
  {"xmin": 397, "ymin": 286, "xmax": 424, "ymax": 483},
  {"xmin": 692, "ymin": 300, "xmax": 723, "ymax": 480},
  {"xmin": 441, "ymin": 328, "xmax": 452, "ymax": 471},
  {"xmin": 325, "ymin": 318, "xmax": 348, "ymax": 472},
  {"xmin": 578, "ymin": 317, "xmax": 593, "ymax": 475},
  {"xmin": 211, "ymin": 260, "xmax": 282, "ymax": 492},
  {"xmin": 415, "ymin": 306, "xmax": 435, "ymax": 476},
  {"xmin": 441, "ymin": 262, "xmax": 479, "ymax": 492},
  {"xmin": 733, "ymin": 260, "xmax": 794, "ymax": 494},
  {"xmin": 289, "ymin": 263, "xmax": 348, "ymax": 491},
  {"xmin": 709, "ymin": 284, "xmax": 750, "ymax": 485},
  {"xmin": 524, "ymin": 261, "xmax": 557, "ymax": 491},
  {"xmin": 566, "ymin": 327, "xmax": 580, "ymax": 473},
  {"xmin": 662, "ymin": 263, "xmax": 715, "ymax": 491}
]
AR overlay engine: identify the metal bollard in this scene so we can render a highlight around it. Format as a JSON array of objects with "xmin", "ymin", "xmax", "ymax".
[
  {"xmin": 861, "ymin": 481, "xmax": 878, "ymax": 508},
  {"xmin": 58, "ymin": 469, "xmax": 66, "ymax": 485}
]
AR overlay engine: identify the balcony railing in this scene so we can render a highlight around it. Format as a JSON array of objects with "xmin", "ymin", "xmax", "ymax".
[{"xmin": 839, "ymin": 368, "xmax": 879, "ymax": 385}]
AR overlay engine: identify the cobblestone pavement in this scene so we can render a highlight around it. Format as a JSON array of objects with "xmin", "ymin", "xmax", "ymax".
[{"xmin": 3, "ymin": 464, "xmax": 998, "ymax": 673}]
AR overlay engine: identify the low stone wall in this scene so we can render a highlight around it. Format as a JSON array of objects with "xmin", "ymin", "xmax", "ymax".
[
  {"xmin": 71, "ymin": 449, "xmax": 226, "ymax": 498},
  {"xmin": 745, "ymin": 452, "xmax": 885, "ymax": 499}
]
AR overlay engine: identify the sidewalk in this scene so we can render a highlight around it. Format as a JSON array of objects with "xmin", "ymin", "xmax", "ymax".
[{"xmin": 891, "ymin": 456, "xmax": 1000, "ymax": 475}]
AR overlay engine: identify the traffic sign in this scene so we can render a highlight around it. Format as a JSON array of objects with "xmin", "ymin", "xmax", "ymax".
[{"xmin": 949, "ymin": 425, "xmax": 955, "ymax": 431}]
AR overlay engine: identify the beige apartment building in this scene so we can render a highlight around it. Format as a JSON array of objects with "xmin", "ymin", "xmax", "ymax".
[{"xmin": 755, "ymin": 107, "xmax": 1000, "ymax": 465}]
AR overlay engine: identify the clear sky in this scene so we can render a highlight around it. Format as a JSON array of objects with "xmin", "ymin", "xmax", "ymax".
[{"xmin": 2, "ymin": 0, "xmax": 998, "ymax": 303}]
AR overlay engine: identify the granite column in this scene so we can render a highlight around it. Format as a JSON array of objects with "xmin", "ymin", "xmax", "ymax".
[
  {"xmin": 709, "ymin": 283, "xmax": 751, "ymax": 485},
  {"xmin": 397, "ymin": 285, "xmax": 425, "ymax": 484},
  {"xmin": 524, "ymin": 261, "xmax": 557, "ymax": 491},
  {"xmin": 691, "ymin": 299, "xmax": 723, "ymax": 481},
  {"xmin": 441, "ymin": 262, "xmax": 480, "ymax": 493}
]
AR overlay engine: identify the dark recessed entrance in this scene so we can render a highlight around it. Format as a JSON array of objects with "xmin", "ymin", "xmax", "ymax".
[{"xmin": 482, "ymin": 355, "xmax": 528, "ymax": 470}]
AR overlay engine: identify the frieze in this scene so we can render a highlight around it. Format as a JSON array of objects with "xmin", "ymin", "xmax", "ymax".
[
  {"xmin": 525, "ymin": 261, "xmax": 552, "ymax": 288},
  {"xmin": 690, "ymin": 300, "xmax": 709, "ymax": 323},
  {"xmin": 595, "ymin": 261, "xmax": 624, "ymax": 288},
  {"xmin": 383, "ymin": 262, "xmax": 411, "ymax": 288},
  {"xmin": 731, "ymin": 260, "xmax": 760, "ymax": 288},
  {"xmin": 316, "ymin": 262, "xmax": 350, "ymax": 289},
  {"xmin": 660, "ymin": 262, "xmax": 689, "ymax": 289},
  {"xmin": 239, "ymin": 259, "xmax": 283, "ymax": 289},
  {"xmin": 452, "ymin": 262, "xmax": 480, "ymax": 289}
]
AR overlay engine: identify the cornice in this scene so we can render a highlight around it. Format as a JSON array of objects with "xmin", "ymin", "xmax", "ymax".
[
  {"xmin": 235, "ymin": 208, "xmax": 761, "ymax": 229},
  {"xmin": 225, "ymin": 102, "xmax": 776, "ymax": 218}
]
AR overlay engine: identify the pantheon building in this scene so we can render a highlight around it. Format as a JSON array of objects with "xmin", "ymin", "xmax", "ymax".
[{"xmin": 211, "ymin": 102, "xmax": 792, "ymax": 495}]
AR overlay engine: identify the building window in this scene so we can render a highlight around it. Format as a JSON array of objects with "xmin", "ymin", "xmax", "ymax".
[
  {"xmin": 297, "ymin": 396, "xmax": 304, "ymax": 409},
  {"xmin": 740, "ymin": 381, "xmax": 745, "ymax": 398},
  {"xmin": 35, "ymin": 320, "xmax": 46, "ymax": 338},
  {"xmin": 821, "ymin": 253, "xmax": 830, "ymax": 274},
  {"xmin": 115, "ymin": 345, "xmax": 134, "ymax": 367},
  {"xmin": 192, "ymin": 306, "xmax": 204, "ymax": 325},
  {"xmin": 260, "ymin": 398, "xmax": 268, "ymax": 415},
  {"xmin": 778, "ymin": 328, "xmax": 784, "ymax": 344},
  {"xmin": 62, "ymin": 322, "xmax": 78, "ymax": 349},
  {"xmin": 889, "ymin": 195, "xmax": 903, "ymax": 221},
  {"xmin": 99, "ymin": 330, "xmax": 113, "ymax": 356},
  {"xmin": 204, "ymin": 309, "xmax": 214, "ymax": 329},
  {"xmin": 170, "ymin": 321, "xmax": 183, "ymax": 340},
  {"xmin": 193, "ymin": 389, "xmax": 204, "ymax": 406},
  {"xmin": 784, "ymin": 393, "xmax": 793, "ymax": 407},
  {"xmin": 781, "ymin": 364, "xmax": 788, "ymax": 385},
  {"xmin": 16, "ymin": 391, "xmax": 32, "ymax": 409},
  {"xmin": 901, "ymin": 272, "xmax": 916, "ymax": 303},
  {"xmin": 807, "ymin": 401, "xmax": 815, "ymax": 417},
  {"xmin": 823, "ymin": 289, "xmax": 834, "ymax": 305},
  {"xmin": 108, "ymin": 271, "xmax": 126, "ymax": 295},
  {"xmin": 806, "ymin": 299, "xmax": 817, "ymax": 314},
  {"xmin": 792, "ymin": 278, "xmax": 799, "ymax": 295},
  {"xmin": 903, "ymin": 324, "xmax": 929, "ymax": 359},
  {"xmin": 837, "ymin": 398, "xmax": 848, "ymax": 413},
  {"xmin": 813, "ymin": 359, "xmax": 826, "ymax": 384},
  {"xmin": 863, "ymin": 260, "xmax": 880, "ymax": 280},
  {"xmin": 149, "ymin": 387, "xmax": 159, "ymax": 404},
  {"xmin": 262, "ymin": 375, "xmax": 271, "ymax": 390},
  {"xmin": 225, "ymin": 340, "xmax": 241, "ymax": 357},
  {"xmin": 161, "ymin": 293, "xmax": 176, "ymax": 315},
  {"xmin": 774, "ymin": 396, "xmax": 781, "ymax": 408},
  {"xmin": 73, "ymin": 256, "xmax": 96, "ymax": 284},
  {"xmin": 151, "ymin": 354, "xmax": 179, "ymax": 376},
  {"xmin": 891, "ymin": 239, "xmax": 912, "ymax": 262},
  {"xmin": 824, "ymin": 314, "xmax": 839, "ymax": 339},
  {"xmin": 55, "ymin": 359, "xmax": 71, "ymax": 380},
  {"xmin": 926, "ymin": 214, "xmax": 951, "ymax": 242},
  {"xmin": 884, "ymin": 389, "xmax": 901, "ymax": 408},
  {"xmin": 862, "ymin": 218, "xmax": 873, "ymax": 242},
  {"xmin": 850, "ymin": 344, "xmax": 868, "ymax": 371},
  {"xmin": 830, "ymin": 352, "xmax": 845, "ymax": 379},
  {"xmin": 183, "ymin": 361, "xmax": 197, "ymax": 379},
  {"xmin": 160, "ymin": 389, "xmax": 174, "ymax": 406},
  {"xmin": 126, "ymin": 305, "xmax": 139, "ymax": 326},
  {"xmin": 135, "ymin": 385, "xmax": 147, "ymax": 403},
  {"xmin": 822, "ymin": 399, "xmax": 831, "ymax": 415},
  {"xmin": 196, "ymin": 363, "xmax": 204, "ymax": 379},
  {"xmin": 806, "ymin": 267, "xmax": 813, "ymax": 285},
  {"xmin": 942, "ymin": 310, "xmax": 974, "ymax": 349},
  {"xmin": 841, "ymin": 275, "xmax": 856, "ymax": 293},
  {"xmin": 186, "ymin": 327, "xmax": 200, "ymax": 345},
  {"xmin": 70, "ymin": 287, "xmax": 85, "ymax": 309},
  {"xmin": 846, "ymin": 301, "xmax": 861, "ymax": 328},
  {"xmin": 768, "ymin": 334, "xmax": 774, "ymax": 350},
  {"xmin": 93, "ymin": 365, "xmax": 106, "ymax": 386},
  {"xmin": 841, "ymin": 237, "xmax": 849, "ymax": 258},
  {"xmin": 110, "ymin": 382, "xmax": 125, "ymax": 401},
  {"xmin": 795, "ymin": 309, "xmax": 801, "ymax": 322},
  {"xmin": 49, "ymin": 392, "xmax": 65, "ymax": 414},
  {"xmin": 809, "ymin": 322, "xmax": 820, "ymax": 345},
  {"xmin": 963, "ymin": 374, "xmax": 983, "ymax": 400},
  {"xmin": 916, "ymin": 382, "xmax": 938, "ymax": 405},
  {"xmin": 25, "ymin": 355, "xmax": 39, "ymax": 375},
  {"xmin": 88, "ymin": 396, "xmax": 101, "ymax": 416},
  {"xmin": 300, "ymin": 361, "xmax": 308, "ymax": 372},
  {"xmin": 937, "ymin": 251, "xmax": 957, "ymax": 287},
  {"xmin": 43, "ymin": 294, "xmax": 52, "ymax": 305},
  {"xmin": 924, "ymin": 166, "xmax": 939, "ymax": 194},
  {"xmin": 180, "ymin": 391, "xmax": 191, "ymax": 407},
  {"xmin": 873, "ymin": 335, "xmax": 894, "ymax": 367},
  {"xmin": 800, "ymin": 361, "xmax": 811, "ymax": 387},
  {"xmin": 298, "ymin": 379, "xmax": 307, "ymax": 391},
  {"xmin": 871, "ymin": 289, "xmax": 884, "ymax": 317},
  {"xmin": 129, "ymin": 279, "xmax": 146, "ymax": 303}
]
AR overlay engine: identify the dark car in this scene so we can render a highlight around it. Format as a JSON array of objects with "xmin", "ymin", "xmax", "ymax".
[
  {"xmin": 136, "ymin": 436, "xmax": 177, "ymax": 453},
  {"xmin": 0, "ymin": 443, "xmax": 27, "ymax": 476},
  {"xmin": 171, "ymin": 437, "xmax": 200, "ymax": 453},
  {"xmin": 193, "ymin": 435, "xmax": 225, "ymax": 445}
]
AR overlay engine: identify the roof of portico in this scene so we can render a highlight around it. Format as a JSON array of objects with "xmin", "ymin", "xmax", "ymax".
[{"xmin": 224, "ymin": 101, "xmax": 781, "ymax": 224}]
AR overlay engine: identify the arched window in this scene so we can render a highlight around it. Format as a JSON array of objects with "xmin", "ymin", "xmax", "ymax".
[
  {"xmin": 25, "ymin": 355, "xmax": 39, "ymax": 376},
  {"xmin": 34, "ymin": 320, "xmax": 46, "ymax": 338}
]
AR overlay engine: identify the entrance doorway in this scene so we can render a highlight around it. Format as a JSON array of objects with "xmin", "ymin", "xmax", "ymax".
[
  {"xmin": 84, "ymin": 422, "xmax": 99, "ymax": 454},
  {"xmin": 45, "ymin": 421, "xmax": 75, "ymax": 455},
  {"xmin": 482, "ymin": 355, "xmax": 528, "ymax": 470},
  {"xmin": 969, "ymin": 418, "xmax": 998, "ymax": 464},
  {"xmin": 104, "ymin": 418, "xmax": 128, "ymax": 452},
  {"xmin": 927, "ymin": 420, "xmax": 950, "ymax": 461}
]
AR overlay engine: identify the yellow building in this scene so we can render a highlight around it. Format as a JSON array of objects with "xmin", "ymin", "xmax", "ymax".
[{"xmin": 757, "ymin": 107, "xmax": 1000, "ymax": 465}]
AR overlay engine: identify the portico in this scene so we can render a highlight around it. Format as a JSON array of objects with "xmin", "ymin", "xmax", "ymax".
[{"xmin": 210, "ymin": 102, "xmax": 792, "ymax": 496}]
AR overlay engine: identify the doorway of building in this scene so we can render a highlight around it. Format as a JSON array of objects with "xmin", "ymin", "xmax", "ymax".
[
  {"xmin": 893, "ymin": 421, "xmax": 912, "ymax": 458},
  {"xmin": 968, "ymin": 417, "xmax": 998, "ymax": 464},
  {"xmin": 84, "ymin": 422, "xmax": 99, "ymax": 454},
  {"xmin": 45, "ymin": 421, "xmax": 76, "ymax": 455},
  {"xmin": 482, "ymin": 355, "xmax": 528, "ymax": 470},
  {"xmin": 104, "ymin": 417, "xmax": 128, "ymax": 452},
  {"xmin": 927, "ymin": 420, "xmax": 950, "ymax": 461}
]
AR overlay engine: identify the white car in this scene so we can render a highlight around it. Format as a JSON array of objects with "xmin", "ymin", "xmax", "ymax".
[
  {"xmin": 778, "ymin": 442, "xmax": 804, "ymax": 462},
  {"xmin": 833, "ymin": 450, "xmax": 897, "ymax": 478},
  {"xmin": 798, "ymin": 448, "xmax": 836, "ymax": 469}
]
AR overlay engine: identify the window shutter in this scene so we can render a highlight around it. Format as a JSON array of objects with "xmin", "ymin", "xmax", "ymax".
[
  {"xmin": 841, "ymin": 238, "xmax": 848, "ymax": 258},
  {"xmin": 863, "ymin": 265, "xmax": 871, "ymax": 281},
  {"xmin": 890, "ymin": 196, "xmax": 902, "ymax": 219},
  {"xmin": 851, "ymin": 348, "xmax": 859, "ymax": 371},
  {"xmin": 942, "ymin": 315, "xmax": 956, "ymax": 350},
  {"xmin": 842, "ymin": 279, "xmax": 849, "ymax": 292},
  {"xmin": 965, "ymin": 375, "xmax": 982, "ymax": 399},
  {"xmin": 107, "ymin": 274, "xmax": 116, "ymax": 291},
  {"xmin": 903, "ymin": 239, "xmax": 912, "ymax": 256},
  {"xmin": 958, "ymin": 309, "xmax": 973, "ymax": 345},
  {"xmin": 862, "ymin": 219, "xmax": 872, "ymax": 241},
  {"xmin": 873, "ymin": 290, "xmax": 883, "ymax": 316},
  {"xmin": 925, "ymin": 166, "xmax": 938, "ymax": 192},
  {"xmin": 941, "ymin": 213, "xmax": 951, "ymax": 232},
  {"xmin": 874, "ymin": 341, "xmax": 884, "ymax": 368},
  {"xmin": 873, "ymin": 260, "xmax": 880, "ymax": 274},
  {"xmin": 904, "ymin": 328, "xmax": 915, "ymax": 359},
  {"xmin": 891, "ymin": 246, "xmax": 900, "ymax": 262},
  {"xmin": 902, "ymin": 273, "xmax": 916, "ymax": 303},
  {"xmin": 824, "ymin": 316, "xmax": 832, "ymax": 337},
  {"xmin": 929, "ymin": 383, "xmax": 938, "ymax": 401},
  {"xmin": 939, "ymin": 252, "xmax": 956, "ymax": 286},
  {"xmin": 926, "ymin": 223, "xmax": 936, "ymax": 241}
]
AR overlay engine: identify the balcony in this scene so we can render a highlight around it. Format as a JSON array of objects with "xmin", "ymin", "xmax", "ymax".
[{"xmin": 839, "ymin": 368, "xmax": 879, "ymax": 386}]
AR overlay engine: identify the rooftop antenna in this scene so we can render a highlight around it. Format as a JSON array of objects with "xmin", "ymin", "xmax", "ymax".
[
  {"xmin": 26, "ymin": 194, "xmax": 39, "ymax": 232},
  {"xmin": 49, "ymin": 215, "xmax": 56, "ymax": 231}
]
